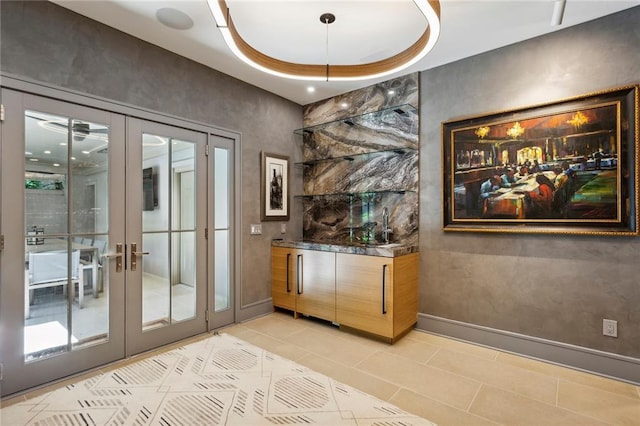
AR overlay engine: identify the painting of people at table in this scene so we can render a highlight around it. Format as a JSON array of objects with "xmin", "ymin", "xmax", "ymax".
[{"xmin": 450, "ymin": 102, "xmax": 621, "ymax": 221}]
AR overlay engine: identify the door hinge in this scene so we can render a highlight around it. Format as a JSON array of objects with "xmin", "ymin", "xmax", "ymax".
[
  {"xmin": 0, "ymin": 104, "xmax": 5, "ymax": 121},
  {"xmin": 205, "ymin": 228, "xmax": 208, "ymax": 239},
  {"xmin": 0, "ymin": 235, "xmax": 4, "ymax": 252},
  {"xmin": 205, "ymin": 143, "xmax": 209, "ymax": 156}
]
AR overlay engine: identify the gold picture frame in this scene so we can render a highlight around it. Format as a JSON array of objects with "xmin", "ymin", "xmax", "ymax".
[{"xmin": 442, "ymin": 84, "xmax": 639, "ymax": 235}]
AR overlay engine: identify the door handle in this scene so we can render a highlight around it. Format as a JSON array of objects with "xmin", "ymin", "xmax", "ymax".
[
  {"xmin": 103, "ymin": 243, "xmax": 123, "ymax": 273},
  {"xmin": 130, "ymin": 242, "xmax": 149, "ymax": 272}
]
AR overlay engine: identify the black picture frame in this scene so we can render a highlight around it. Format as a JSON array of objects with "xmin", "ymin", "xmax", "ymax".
[{"xmin": 261, "ymin": 152, "xmax": 290, "ymax": 221}]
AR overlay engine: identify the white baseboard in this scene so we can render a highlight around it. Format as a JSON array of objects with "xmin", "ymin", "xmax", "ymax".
[{"xmin": 417, "ymin": 314, "xmax": 640, "ymax": 385}]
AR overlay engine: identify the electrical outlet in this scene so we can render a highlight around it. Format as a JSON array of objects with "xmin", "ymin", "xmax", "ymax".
[
  {"xmin": 603, "ymin": 319, "xmax": 618, "ymax": 337},
  {"xmin": 250, "ymin": 224, "xmax": 262, "ymax": 235}
]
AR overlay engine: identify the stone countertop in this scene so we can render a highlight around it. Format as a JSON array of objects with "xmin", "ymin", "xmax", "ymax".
[{"xmin": 271, "ymin": 240, "xmax": 418, "ymax": 258}]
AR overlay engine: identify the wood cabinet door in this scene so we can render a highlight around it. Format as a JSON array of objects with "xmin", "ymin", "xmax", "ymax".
[
  {"xmin": 271, "ymin": 247, "xmax": 296, "ymax": 311},
  {"xmin": 336, "ymin": 253, "xmax": 394, "ymax": 338},
  {"xmin": 295, "ymin": 250, "xmax": 336, "ymax": 322}
]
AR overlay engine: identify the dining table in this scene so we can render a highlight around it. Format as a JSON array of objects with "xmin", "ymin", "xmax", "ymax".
[{"xmin": 482, "ymin": 172, "xmax": 556, "ymax": 219}]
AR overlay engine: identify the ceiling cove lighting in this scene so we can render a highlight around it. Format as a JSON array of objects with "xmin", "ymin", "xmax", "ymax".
[{"xmin": 206, "ymin": 0, "xmax": 441, "ymax": 81}]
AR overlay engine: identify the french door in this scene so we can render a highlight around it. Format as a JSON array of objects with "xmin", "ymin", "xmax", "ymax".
[
  {"xmin": 0, "ymin": 90, "xmax": 127, "ymax": 396},
  {"xmin": 0, "ymin": 91, "xmax": 214, "ymax": 397},
  {"xmin": 124, "ymin": 118, "xmax": 207, "ymax": 354}
]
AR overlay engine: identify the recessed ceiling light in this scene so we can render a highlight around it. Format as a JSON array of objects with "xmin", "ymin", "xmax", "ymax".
[
  {"xmin": 388, "ymin": 90, "xmax": 395, "ymax": 95},
  {"xmin": 82, "ymin": 150, "xmax": 90, "ymax": 155},
  {"xmin": 71, "ymin": 157, "xmax": 77, "ymax": 160},
  {"xmin": 341, "ymin": 102, "xmax": 349, "ymax": 109},
  {"xmin": 53, "ymin": 163, "xmax": 60, "ymax": 167},
  {"xmin": 307, "ymin": 86, "xmax": 316, "ymax": 93},
  {"xmin": 25, "ymin": 151, "xmax": 33, "ymax": 156},
  {"xmin": 156, "ymin": 8, "xmax": 194, "ymax": 31},
  {"xmin": 30, "ymin": 158, "xmax": 39, "ymax": 162},
  {"xmin": 44, "ymin": 150, "xmax": 51, "ymax": 154},
  {"xmin": 60, "ymin": 142, "xmax": 67, "ymax": 146}
]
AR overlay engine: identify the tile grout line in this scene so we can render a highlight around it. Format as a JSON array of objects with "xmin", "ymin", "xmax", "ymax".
[{"xmin": 465, "ymin": 382, "xmax": 484, "ymax": 413}]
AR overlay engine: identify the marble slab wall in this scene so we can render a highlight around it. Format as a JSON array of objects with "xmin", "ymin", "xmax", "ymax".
[
  {"xmin": 303, "ymin": 74, "xmax": 419, "ymax": 127},
  {"xmin": 300, "ymin": 73, "xmax": 419, "ymax": 245}
]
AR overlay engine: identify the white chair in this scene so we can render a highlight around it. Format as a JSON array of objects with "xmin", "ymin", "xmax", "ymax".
[
  {"xmin": 25, "ymin": 250, "xmax": 84, "ymax": 319},
  {"xmin": 81, "ymin": 239, "xmax": 107, "ymax": 296}
]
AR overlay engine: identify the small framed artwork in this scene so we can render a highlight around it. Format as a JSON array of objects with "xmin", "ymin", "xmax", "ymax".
[
  {"xmin": 442, "ymin": 84, "xmax": 638, "ymax": 235},
  {"xmin": 261, "ymin": 152, "xmax": 290, "ymax": 221}
]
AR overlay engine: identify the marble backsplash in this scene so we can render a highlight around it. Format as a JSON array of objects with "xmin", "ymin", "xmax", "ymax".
[
  {"xmin": 302, "ymin": 192, "xmax": 418, "ymax": 246},
  {"xmin": 299, "ymin": 73, "xmax": 419, "ymax": 246}
]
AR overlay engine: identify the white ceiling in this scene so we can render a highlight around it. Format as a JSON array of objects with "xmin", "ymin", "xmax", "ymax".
[{"xmin": 50, "ymin": 0, "xmax": 639, "ymax": 105}]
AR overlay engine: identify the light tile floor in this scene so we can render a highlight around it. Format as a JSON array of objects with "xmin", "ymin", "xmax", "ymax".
[
  {"xmin": 221, "ymin": 311, "xmax": 640, "ymax": 426},
  {"xmin": 4, "ymin": 311, "xmax": 640, "ymax": 425}
]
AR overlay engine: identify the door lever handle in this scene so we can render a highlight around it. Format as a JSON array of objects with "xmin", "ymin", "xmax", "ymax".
[
  {"xmin": 103, "ymin": 243, "xmax": 123, "ymax": 272},
  {"xmin": 130, "ymin": 243, "xmax": 149, "ymax": 272}
]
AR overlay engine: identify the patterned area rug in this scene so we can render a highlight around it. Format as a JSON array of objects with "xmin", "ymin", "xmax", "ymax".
[{"xmin": 1, "ymin": 333, "xmax": 436, "ymax": 425}]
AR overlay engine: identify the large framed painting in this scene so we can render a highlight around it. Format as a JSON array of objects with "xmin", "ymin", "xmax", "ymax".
[
  {"xmin": 261, "ymin": 152, "xmax": 290, "ymax": 221},
  {"xmin": 442, "ymin": 85, "xmax": 638, "ymax": 235}
]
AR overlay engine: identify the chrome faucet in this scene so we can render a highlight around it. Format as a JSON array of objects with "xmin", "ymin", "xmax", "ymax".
[{"xmin": 382, "ymin": 207, "xmax": 392, "ymax": 244}]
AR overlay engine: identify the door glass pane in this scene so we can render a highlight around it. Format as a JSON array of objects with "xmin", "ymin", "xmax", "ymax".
[
  {"xmin": 172, "ymin": 231, "xmax": 196, "ymax": 322},
  {"xmin": 142, "ymin": 232, "xmax": 170, "ymax": 330},
  {"xmin": 24, "ymin": 238, "xmax": 71, "ymax": 361},
  {"xmin": 71, "ymin": 119, "xmax": 109, "ymax": 234},
  {"xmin": 142, "ymin": 133, "xmax": 168, "ymax": 232},
  {"xmin": 24, "ymin": 111, "xmax": 111, "ymax": 361},
  {"xmin": 215, "ymin": 230, "xmax": 230, "ymax": 311},
  {"xmin": 142, "ymin": 134, "xmax": 197, "ymax": 330},
  {"xmin": 71, "ymin": 235, "xmax": 109, "ymax": 348},
  {"xmin": 214, "ymin": 147, "xmax": 231, "ymax": 312},
  {"xmin": 215, "ymin": 147, "xmax": 229, "ymax": 229},
  {"xmin": 25, "ymin": 111, "xmax": 69, "ymax": 234}
]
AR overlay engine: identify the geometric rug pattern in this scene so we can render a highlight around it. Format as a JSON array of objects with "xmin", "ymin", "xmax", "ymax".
[{"xmin": 0, "ymin": 333, "xmax": 436, "ymax": 425}]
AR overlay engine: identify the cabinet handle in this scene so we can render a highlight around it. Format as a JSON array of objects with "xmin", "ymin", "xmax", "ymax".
[
  {"xmin": 286, "ymin": 253, "xmax": 291, "ymax": 293},
  {"xmin": 296, "ymin": 254, "xmax": 303, "ymax": 294},
  {"xmin": 382, "ymin": 264, "xmax": 388, "ymax": 315}
]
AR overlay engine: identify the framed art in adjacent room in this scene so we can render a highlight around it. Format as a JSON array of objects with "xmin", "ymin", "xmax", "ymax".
[
  {"xmin": 442, "ymin": 84, "xmax": 639, "ymax": 235},
  {"xmin": 261, "ymin": 152, "xmax": 290, "ymax": 221}
]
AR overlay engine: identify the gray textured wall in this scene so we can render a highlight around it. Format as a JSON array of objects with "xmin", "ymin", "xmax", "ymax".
[
  {"xmin": 420, "ymin": 7, "xmax": 640, "ymax": 358},
  {"xmin": 0, "ymin": 1, "xmax": 303, "ymax": 313}
]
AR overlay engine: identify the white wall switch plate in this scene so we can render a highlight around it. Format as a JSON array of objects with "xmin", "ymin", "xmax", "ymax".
[
  {"xmin": 250, "ymin": 224, "xmax": 262, "ymax": 235},
  {"xmin": 280, "ymin": 223, "xmax": 287, "ymax": 234},
  {"xmin": 603, "ymin": 319, "xmax": 618, "ymax": 337}
]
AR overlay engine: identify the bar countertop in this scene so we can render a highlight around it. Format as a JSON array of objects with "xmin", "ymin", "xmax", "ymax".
[{"xmin": 271, "ymin": 240, "xmax": 419, "ymax": 258}]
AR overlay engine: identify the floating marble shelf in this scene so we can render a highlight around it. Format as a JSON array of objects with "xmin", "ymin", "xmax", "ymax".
[
  {"xmin": 295, "ymin": 190, "xmax": 415, "ymax": 199},
  {"xmin": 293, "ymin": 104, "xmax": 417, "ymax": 136},
  {"xmin": 294, "ymin": 147, "xmax": 417, "ymax": 167}
]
